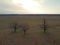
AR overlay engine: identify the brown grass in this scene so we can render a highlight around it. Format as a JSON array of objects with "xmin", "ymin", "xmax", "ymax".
[{"xmin": 0, "ymin": 16, "xmax": 60, "ymax": 45}]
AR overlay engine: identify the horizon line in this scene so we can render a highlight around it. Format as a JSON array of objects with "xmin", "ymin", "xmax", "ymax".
[{"xmin": 0, "ymin": 14, "xmax": 60, "ymax": 16}]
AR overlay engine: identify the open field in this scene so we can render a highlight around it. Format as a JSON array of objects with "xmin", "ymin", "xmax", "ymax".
[{"xmin": 0, "ymin": 16, "xmax": 60, "ymax": 45}]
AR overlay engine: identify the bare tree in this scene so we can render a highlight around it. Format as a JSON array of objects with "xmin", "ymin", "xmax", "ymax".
[
  {"xmin": 19, "ymin": 24, "xmax": 30, "ymax": 35},
  {"xmin": 40, "ymin": 18, "xmax": 48, "ymax": 33},
  {"xmin": 43, "ymin": 18, "xmax": 47, "ymax": 33},
  {"xmin": 10, "ymin": 22, "xmax": 18, "ymax": 33}
]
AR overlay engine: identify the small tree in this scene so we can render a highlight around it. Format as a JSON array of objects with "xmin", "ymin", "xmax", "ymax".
[
  {"xmin": 10, "ymin": 22, "xmax": 18, "ymax": 33},
  {"xmin": 43, "ymin": 18, "xmax": 47, "ymax": 33},
  {"xmin": 40, "ymin": 18, "xmax": 48, "ymax": 33},
  {"xmin": 19, "ymin": 24, "xmax": 30, "ymax": 35}
]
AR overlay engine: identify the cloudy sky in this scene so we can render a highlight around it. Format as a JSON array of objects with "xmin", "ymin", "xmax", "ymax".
[{"xmin": 0, "ymin": 0, "xmax": 60, "ymax": 14}]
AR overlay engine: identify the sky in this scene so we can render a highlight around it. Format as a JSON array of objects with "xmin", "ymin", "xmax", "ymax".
[{"xmin": 0, "ymin": 0, "xmax": 60, "ymax": 14}]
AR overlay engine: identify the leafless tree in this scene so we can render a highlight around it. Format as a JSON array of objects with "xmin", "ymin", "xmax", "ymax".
[
  {"xmin": 10, "ymin": 22, "xmax": 18, "ymax": 33},
  {"xmin": 19, "ymin": 24, "xmax": 30, "ymax": 35},
  {"xmin": 40, "ymin": 18, "xmax": 48, "ymax": 33},
  {"xmin": 43, "ymin": 18, "xmax": 47, "ymax": 33}
]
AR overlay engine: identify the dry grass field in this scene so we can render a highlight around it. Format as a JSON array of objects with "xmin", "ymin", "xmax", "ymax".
[{"xmin": 0, "ymin": 16, "xmax": 60, "ymax": 45}]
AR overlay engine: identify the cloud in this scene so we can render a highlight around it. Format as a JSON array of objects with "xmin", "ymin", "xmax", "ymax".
[
  {"xmin": 0, "ymin": 0, "xmax": 60, "ymax": 14},
  {"xmin": 0, "ymin": 0, "xmax": 25, "ymax": 14},
  {"xmin": 0, "ymin": 0, "xmax": 45, "ymax": 14}
]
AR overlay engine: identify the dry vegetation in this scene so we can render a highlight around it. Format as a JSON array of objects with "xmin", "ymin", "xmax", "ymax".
[{"xmin": 0, "ymin": 16, "xmax": 60, "ymax": 45}]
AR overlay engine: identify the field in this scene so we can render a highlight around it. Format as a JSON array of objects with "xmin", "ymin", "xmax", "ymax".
[{"xmin": 0, "ymin": 16, "xmax": 60, "ymax": 45}]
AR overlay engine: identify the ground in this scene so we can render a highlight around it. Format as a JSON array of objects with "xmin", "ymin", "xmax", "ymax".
[{"xmin": 0, "ymin": 16, "xmax": 60, "ymax": 45}]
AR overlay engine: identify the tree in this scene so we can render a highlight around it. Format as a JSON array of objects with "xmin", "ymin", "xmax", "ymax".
[
  {"xmin": 40, "ymin": 18, "xmax": 48, "ymax": 33},
  {"xmin": 10, "ymin": 22, "xmax": 18, "ymax": 33},
  {"xmin": 19, "ymin": 24, "xmax": 30, "ymax": 35},
  {"xmin": 43, "ymin": 18, "xmax": 47, "ymax": 33}
]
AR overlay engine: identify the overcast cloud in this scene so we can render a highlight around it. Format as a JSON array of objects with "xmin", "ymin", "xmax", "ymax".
[{"xmin": 0, "ymin": 0, "xmax": 60, "ymax": 14}]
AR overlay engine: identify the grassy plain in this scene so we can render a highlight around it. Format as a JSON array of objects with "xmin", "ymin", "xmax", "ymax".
[{"xmin": 0, "ymin": 16, "xmax": 60, "ymax": 45}]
